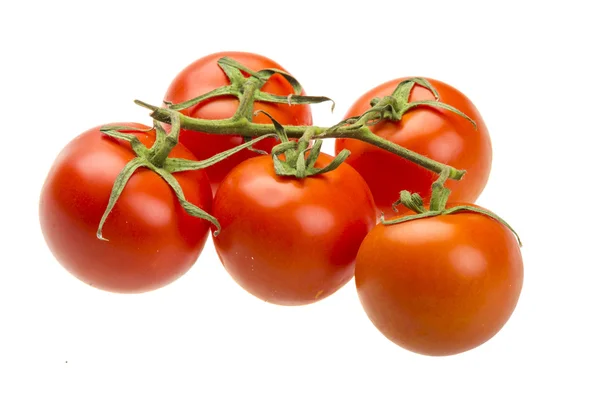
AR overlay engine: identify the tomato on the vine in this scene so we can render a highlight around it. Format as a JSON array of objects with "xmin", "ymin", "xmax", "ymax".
[
  {"xmin": 355, "ymin": 209, "xmax": 523, "ymax": 356},
  {"xmin": 212, "ymin": 154, "xmax": 377, "ymax": 306},
  {"xmin": 164, "ymin": 51, "xmax": 313, "ymax": 194},
  {"xmin": 39, "ymin": 123, "xmax": 213, "ymax": 293},
  {"xmin": 335, "ymin": 78, "xmax": 492, "ymax": 216}
]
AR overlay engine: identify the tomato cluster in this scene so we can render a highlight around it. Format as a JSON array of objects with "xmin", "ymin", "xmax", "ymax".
[{"xmin": 39, "ymin": 51, "xmax": 523, "ymax": 356}]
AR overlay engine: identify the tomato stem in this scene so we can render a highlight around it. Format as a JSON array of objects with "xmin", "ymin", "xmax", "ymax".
[
  {"xmin": 233, "ymin": 81, "xmax": 259, "ymax": 121},
  {"xmin": 359, "ymin": 133, "xmax": 466, "ymax": 179},
  {"xmin": 135, "ymin": 101, "xmax": 466, "ymax": 179},
  {"xmin": 134, "ymin": 60, "xmax": 477, "ymax": 181},
  {"xmin": 148, "ymin": 113, "xmax": 181, "ymax": 167}
]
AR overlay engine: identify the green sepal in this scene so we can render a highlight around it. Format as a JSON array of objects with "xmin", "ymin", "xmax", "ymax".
[
  {"xmin": 383, "ymin": 205, "xmax": 521, "ymax": 247},
  {"xmin": 382, "ymin": 210, "xmax": 441, "ymax": 226},
  {"xmin": 392, "ymin": 78, "xmax": 440, "ymax": 101},
  {"xmin": 369, "ymin": 97, "xmax": 381, "ymax": 107},
  {"xmin": 292, "ymin": 138, "xmax": 310, "ymax": 178},
  {"xmin": 367, "ymin": 101, "xmax": 399, "ymax": 124},
  {"xmin": 243, "ymin": 136, "xmax": 269, "ymax": 155},
  {"xmin": 164, "ymin": 135, "xmax": 277, "ymax": 173},
  {"xmin": 256, "ymin": 68, "xmax": 304, "ymax": 95},
  {"xmin": 443, "ymin": 205, "xmax": 522, "ymax": 247},
  {"xmin": 100, "ymin": 125, "xmax": 150, "ymax": 158},
  {"xmin": 295, "ymin": 148, "xmax": 307, "ymax": 178},
  {"xmin": 256, "ymin": 112, "xmax": 351, "ymax": 178},
  {"xmin": 392, "ymin": 80, "xmax": 416, "ymax": 106},
  {"xmin": 218, "ymin": 57, "xmax": 262, "ymax": 81},
  {"xmin": 406, "ymin": 100, "xmax": 477, "ymax": 129},
  {"xmin": 100, "ymin": 125, "xmax": 153, "ymax": 133},
  {"xmin": 165, "ymin": 86, "xmax": 237, "ymax": 111},
  {"xmin": 147, "ymin": 164, "xmax": 221, "ymax": 235},
  {"xmin": 97, "ymin": 157, "xmax": 148, "ymax": 241},
  {"xmin": 217, "ymin": 57, "xmax": 247, "ymax": 84},
  {"xmin": 271, "ymin": 141, "xmax": 297, "ymax": 155},
  {"xmin": 254, "ymin": 110, "xmax": 289, "ymax": 143},
  {"xmin": 255, "ymin": 92, "xmax": 335, "ymax": 111},
  {"xmin": 272, "ymin": 154, "xmax": 296, "ymax": 176},
  {"xmin": 307, "ymin": 148, "xmax": 350, "ymax": 175},
  {"xmin": 392, "ymin": 190, "xmax": 426, "ymax": 214},
  {"xmin": 305, "ymin": 139, "xmax": 322, "ymax": 168},
  {"xmin": 254, "ymin": 110, "xmax": 297, "ymax": 162}
]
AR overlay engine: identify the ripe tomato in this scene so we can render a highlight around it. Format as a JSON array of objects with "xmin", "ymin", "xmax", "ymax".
[
  {"xmin": 212, "ymin": 154, "xmax": 377, "ymax": 306},
  {"xmin": 355, "ymin": 210, "xmax": 523, "ymax": 356},
  {"xmin": 164, "ymin": 51, "xmax": 313, "ymax": 194},
  {"xmin": 39, "ymin": 123, "xmax": 213, "ymax": 293},
  {"xmin": 335, "ymin": 78, "xmax": 492, "ymax": 216}
]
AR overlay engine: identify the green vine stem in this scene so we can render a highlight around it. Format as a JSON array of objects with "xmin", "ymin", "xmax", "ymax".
[
  {"xmin": 134, "ymin": 57, "xmax": 475, "ymax": 181},
  {"xmin": 138, "ymin": 100, "xmax": 466, "ymax": 180}
]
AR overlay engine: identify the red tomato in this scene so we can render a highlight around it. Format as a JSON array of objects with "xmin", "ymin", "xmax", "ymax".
[
  {"xmin": 164, "ymin": 51, "xmax": 313, "ymax": 194},
  {"xmin": 335, "ymin": 78, "xmax": 492, "ymax": 216},
  {"xmin": 355, "ymin": 210, "xmax": 523, "ymax": 356},
  {"xmin": 212, "ymin": 154, "xmax": 377, "ymax": 306},
  {"xmin": 39, "ymin": 123, "xmax": 213, "ymax": 293}
]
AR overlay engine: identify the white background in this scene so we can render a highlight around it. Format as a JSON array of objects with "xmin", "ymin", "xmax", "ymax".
[{"xmin": 1, "ymin": 1, "xmax": 598, "ymax": 399}]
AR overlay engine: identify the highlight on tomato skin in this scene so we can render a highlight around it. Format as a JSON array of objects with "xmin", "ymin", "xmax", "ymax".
[
  {"xmin": 335, "ymin": 77, "xmax": 492, "ymax": 217},
  {"xmin": 211, "ymin": 154, "xmax": 377, "ymax": 306},
  {"xmin": 354, "ymin": 209, "xmax": 523, "ymax": 356},
  {"xmin": 163, "ymin": 51, "xmax": 313, "ymax": 195},
  {"xmin": 38, "ymin": 123, "xmax": 213, "ymax": 294}
]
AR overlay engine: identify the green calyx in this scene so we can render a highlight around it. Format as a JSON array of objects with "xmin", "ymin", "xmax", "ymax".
[
  {"xmin": 96, "ymin": 113, "xmax": 277, "ymax": 240},
  {"xmin": 354, "ymin": 77, "xmax": 477, "ymax": 129},
  {"xmin": 163, "ymin": 57, "xmax": 335, "ymax": 117},
  {"xmin": 256, "ymin": 110, "xmax": 350, "ymax": 179},
  {"xmin": 383, "ymin": 168, "xmax": 522, "ymax": 246}
]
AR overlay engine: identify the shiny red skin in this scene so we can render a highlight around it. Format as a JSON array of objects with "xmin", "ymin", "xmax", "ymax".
[
  {"xmin": 355, "ymin": 211, "xmax": 523, "ymax": 356},
  {"xmin": 335, "ymin": 78, "xmax": 492, "ymax": 216},
  {"xmin": 39, "ymin": 124, "xmax": 213, "ymax": 293},
  {"xmin": 164, "ymin": 51, "xmax": 313, "ymax": 194},
  {"xmin": 212, "ymin": 155, "xmax": 377, "ymax": 306}
]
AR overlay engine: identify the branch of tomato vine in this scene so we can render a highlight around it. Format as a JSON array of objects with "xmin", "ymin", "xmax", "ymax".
[
  {"xmin": 135, "ymin": 100, "xmax": 466, "ymax": 180},
  {"xmin": 135, "ymin": 57, "xmax": 475, "ymax": 181}
]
